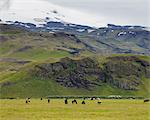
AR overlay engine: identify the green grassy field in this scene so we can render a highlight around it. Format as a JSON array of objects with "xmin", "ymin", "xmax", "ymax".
[{"xmin": 0, "ymin": 99, "xmax": 149, "ymax": 120}]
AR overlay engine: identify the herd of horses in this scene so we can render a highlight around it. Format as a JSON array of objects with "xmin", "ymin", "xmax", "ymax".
[
  {"xmin": 25, "ymin": 97, "xmax": 149, "ymax": 104},
  {"xmin": 25, "ymin": 97, "xmax": 102, "ymax": 104},
  {"xmin": 25, "ymin": 98, "xmax": 100, "ymax": 104}
]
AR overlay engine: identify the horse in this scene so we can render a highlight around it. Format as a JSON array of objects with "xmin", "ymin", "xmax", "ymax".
[
  {"xmin": 82, "ymin": 101, "xmax": 85, "ymax": 104},
  {"xmin": 97, "ymin": 101, "xmax": 102, "ymax": 104},
  {"xmin": 144, "ymin": 99, "xmax": 149, "ymax": 103},
  {"xmin": 65, "ymin": 99, "xmax": 68, "ymax": 104},
  {"xmin": 25, "ymin": 100, "xmax": 30, "ymax": 104},
  {"xmin": 72, "ymin": 99, "xmax": 77, "ymax": 104}
]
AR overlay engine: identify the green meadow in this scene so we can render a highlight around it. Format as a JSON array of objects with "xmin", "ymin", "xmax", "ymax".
[{"xmin": 0, "ymin": 99, "xmax": 149, "ymax": 120}]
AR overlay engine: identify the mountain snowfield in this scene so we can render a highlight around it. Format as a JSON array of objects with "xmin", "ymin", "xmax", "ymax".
[{"xmin": 0, "ymin": 0, "xmax": 106, "ymax": 27}]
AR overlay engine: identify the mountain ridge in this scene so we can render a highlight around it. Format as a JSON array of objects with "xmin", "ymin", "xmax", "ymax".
[{"xmin": 1, "ymin": 23, "xmax": 149, "ymax": 55}]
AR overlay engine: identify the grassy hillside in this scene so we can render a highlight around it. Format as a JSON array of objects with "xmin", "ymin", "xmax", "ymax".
[
  {"xmin": 0, "ymin": 24, "xmax": 150, "ymax": 98},
  {"xmin": 0, "ymin": 55, "xmax": 149, "ymax": 98},
  {"xmin": 0, "ymin": 70, "xmax": 149, "ymax": 98}
]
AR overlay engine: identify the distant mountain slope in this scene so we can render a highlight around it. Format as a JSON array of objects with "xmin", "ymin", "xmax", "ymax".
[
  {"xmin": 0, "ymin": 23, "xmax": 150, "ymax": 55},
  {"xmin": 0, "ymin": 0, "xmax": 149, "ymax": 55}
]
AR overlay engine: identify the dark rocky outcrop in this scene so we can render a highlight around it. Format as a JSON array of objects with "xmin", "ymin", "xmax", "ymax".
[
  {"xmin": 34, "ymin": 57, "xmax": 102, "ymax": 90},
  {"xmin": 102, "ymin": 56, "xmax": 150, "ymax": 90},
  {"xmin": 33, "ymin": 56, "xmax": 150, "ymax": 90}
]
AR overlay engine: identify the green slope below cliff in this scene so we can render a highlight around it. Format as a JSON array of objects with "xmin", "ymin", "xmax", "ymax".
[{"xmin": 0, "ymin": 55, "xmax": 149, "ymax": 98}]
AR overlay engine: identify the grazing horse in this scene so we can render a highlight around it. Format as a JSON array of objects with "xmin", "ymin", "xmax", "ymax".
[
  {"xmin": 25, "ymin": 100, "xmax": 30, "ymax": 104},
  {"xmin": 72, "ymin": 99, "xmax": 77, "ymax": 104},
  {"xmin": 144, "ymin": 99, "xmax": 149, "ymax": 103},
  {"xmin": 65, "ymin": 99, "xmax": 68, "ymax": 104},
  {"xmin": 26, "ymin": 100, "xmax": 28, "ymax": 104},
  {"xmin": 82, "ymin": 101, "xmax": 85, "ymax": 104},
  {"xmin": 41, "ymin": 98, "xmax": 43, "ymax": 100},
  {"xmin": 48, "ymin": 99, "xmax": 50, "ymax": 103},
  {"xmin": 91, "ymin": 97, "xmax": 96, "ymax": 100},
  {"xmin": 91, "ymin": 97, "xmax": 94, "ymax": 100},
  {"xmin": 97, "ymin": 101, "xmax": 102, "ymax": 104}
]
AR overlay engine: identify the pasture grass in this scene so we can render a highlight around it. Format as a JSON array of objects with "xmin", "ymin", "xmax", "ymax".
[{"xmin": 0, "ymin": 99, "xmax": 149, "ymax": 120}]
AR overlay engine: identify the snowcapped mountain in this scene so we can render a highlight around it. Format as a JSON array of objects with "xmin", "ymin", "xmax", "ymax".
[
  {"xmin": 0, "ymin": 0, "xmax": 149, "ymax": 31},
  {"xmin": 0, "ymin": 0, "xmax": 149, "ymax": 55},
  {"xmin": 0, "ymin": 0, "xmax": 103, "ymax": 27}
]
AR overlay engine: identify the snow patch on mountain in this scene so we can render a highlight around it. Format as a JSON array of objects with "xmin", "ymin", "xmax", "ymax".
[
  {"xmin": 76, "ymin": 29, "xmax": 85, "ymax": 32},
  {"xmin": 118, "ymin": 32, "xmax": 127, "ymax": 36},
  {"xmin": 87, "ymin": 29, "xmax": 95, "ymax": 33}
]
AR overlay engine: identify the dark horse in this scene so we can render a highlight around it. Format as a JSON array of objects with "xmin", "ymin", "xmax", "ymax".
[
  {"xmin": 97, "ymin": 101, "xmax": 102, "ymax": 104},
  {"xmin": 144, "ymin": 99, "xmax": 149, "ymax": 103},
  {"xmin": 72, "ymin": 99, "xmax": 77, "ymax": 104},
  {"xmin": 25, "ymin": 100, "xmax": 30, "ymax": 104},
  {"xmin": 82, "ymin": 101, "xmax": 85, "ymax": 104},
  {"xmin": 65, "ymin": 99, "xmax": 68, "ymax": 104}
]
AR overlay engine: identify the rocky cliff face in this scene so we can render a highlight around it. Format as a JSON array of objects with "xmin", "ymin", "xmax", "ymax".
[
  {"xmin": 34, "ymin": 58, "xmax": 102, "ymax": 90},
  {"xmin": 102, "ymin": 56, "xmax": 150, "ymax": 90},
  {"xmin": 33, "ymin": 56, "xmax": 150, "ymax": 90}
]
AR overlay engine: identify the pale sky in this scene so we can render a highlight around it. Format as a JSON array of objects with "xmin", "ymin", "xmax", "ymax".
[
  {"xmin": 47, "ymin": 0, "xmax": 150, "ymax": 27},
  {"xmin": 0, "ymin": 0, "xmax": 150, "ymax": 27}
]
